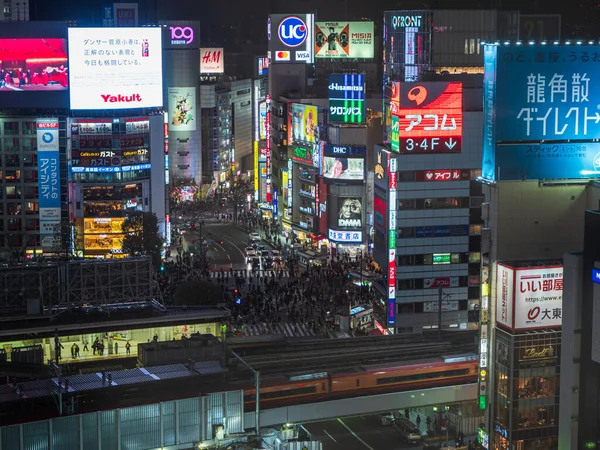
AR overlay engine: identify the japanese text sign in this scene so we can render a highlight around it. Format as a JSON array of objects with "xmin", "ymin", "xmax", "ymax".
[
  {"xmin": 394, "ymin": 82, "xmax": 462, "ymax": 154},
  {"xmin": 68, "ymin": 27, "xmax": 163, "ymax": 110}
]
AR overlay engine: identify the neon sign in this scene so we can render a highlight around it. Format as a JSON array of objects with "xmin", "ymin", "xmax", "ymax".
[{"xmin": 394, "ymin": 82, "xmax": 463, "ymax": 154}]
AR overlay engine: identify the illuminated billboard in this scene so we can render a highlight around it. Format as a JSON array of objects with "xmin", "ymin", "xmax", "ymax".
[
  {"xmin": 37, "ymin": 118, "xmax": 61, "ymax": 249},
  {"xmin": 161, "ymin": 21, "xmax": 200, "ymax": 49},
  {"xmin": 259, "ymin": 101, "xmax": 267, "ymax": 140},
  {"xmin": 0, "ymin": 39, "xmax": 68, "ymax": 91},
  {"xmin": 328, "ymin": 73, "xmax": 366, "ymax": 123},
  {"xmin": 168, "ymin": 87, "xmax": 196, "ymax": 131},
  {"xmin": 393, "ymin": 81, "xmax": 462, "ymax": 154},
  {"xmin": 290, "ymin": 104, "xmax": 318, "ymax": 144},
  {"xmin": 71, "ymin": 117, "xmax": 151, "ymax": 173},
  {"xmin": 337, "ymin": 197, "xmax": 362, "ymax": 228},
  {"xmin": 258, "ymin": 57, "xmax": 269, "ymax": 76},
  {"xmin": 268, "ymin": 14, "xmax": 314, "ymax": 64},
  {"xmin": 321, "ymin": 144, "xmax": 366, "ymax": 183},
  {"xmin": 291, "ymin": 144, "xmax": 319, "ymax": 167},
  {"xmin": 496, "ymin": 263, "xmax": 563, "ymax": 331},
  {"xmin": 483, "ymin": 44, "xmax": 600, "ymax": 181},
  {"xmin": 68, "ymin": 27, "xmax": 163, "ymax": 110},
  {"xmin": 315, "ymin": 22, "xmax": 374, "ymax": 59},
  {"xmin": 200, "ymin": 48, "xmax": 224, "ymax": 73}
]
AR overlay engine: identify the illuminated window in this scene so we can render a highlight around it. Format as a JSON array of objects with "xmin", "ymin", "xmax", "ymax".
[
  {"xmin": 470, "ymin": 224, "xmax": 482, "ymax": 235},
  {"xmin": 469, "ymin": 252, "xmax": 481, "ymax": 264}
]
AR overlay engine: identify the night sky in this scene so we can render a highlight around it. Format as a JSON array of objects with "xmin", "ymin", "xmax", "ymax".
[{"xmin": 29, "ymin": 0, "xmax": 600, "ymax": 44}]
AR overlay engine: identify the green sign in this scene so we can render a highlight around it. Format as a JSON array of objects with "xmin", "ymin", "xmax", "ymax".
[
  {"xmin": 390, "ymin": 115, "xmax": 399, "ymax": 152},
  {"xmin": 292, "ymin": 145, "xmax": 313, "ymax": 164},
  {"xmin": 388, "ymin": 232, "xmax": 396, "ymax": 249},
  {"xmin": 433, "ymin": 253, "xmax": 451, "ymax": 264},
  {"xmin": 479, "ymin": 395, "xmax": 486, "ymax": 410},
  {"xmin": 329, "ymin": 99, "xmax": 365, "ymax": 123}
]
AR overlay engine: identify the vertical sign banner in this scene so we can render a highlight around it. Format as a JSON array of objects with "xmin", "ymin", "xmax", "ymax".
[
  {"xmin": 482, "ymin": 45, "xmax": 497, "ymax": 181},
  {"xmin": 268, "ymin": 14, "xmax": 314, "ymax": 64},
  {"xmin": 328, "ymin": 73, "xmax": 366, "ymax": 123},
  {"xmin": 394, "ymin": 82, "xmax": 463, "ymax": 153},
  {"xmin": 265, "ymin": 95, "xmax": 272, "ymax": 203},
  {"xmin": 387, "ymin": 153, "xmax": 397, "ymax": 327},
  {"xmin": 37, "ymin": 119, "xmax": 61, "ymax": 249},
  {"xmin": 168, "ymin": 87, "xmax": 196, "ymax": 131},
  {"xmin": 496, "ymin": 264, "xmax": 514, "ymax": 330},
  {"xmin": 254, "ymin": 141, "xmax": 259, "ymax": 200},
  {"xmin": 485, "ymin": 44, "xmax": 600, "ymax": 181},
  {"xmin": 200, "ymin": 48, "xmax": 224, "ymax": 73},
  {"xmin": 314, "ymin": 22, "xmax": 374, "ymax": 59}
]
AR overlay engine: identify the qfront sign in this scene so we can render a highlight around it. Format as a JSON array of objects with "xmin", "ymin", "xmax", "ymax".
[
  {"xmin": 268, "ymin": 14, "xmax": 314, "ymax": 64},
  {"xmin": 391, "ymin": 82, "xmax": 463, "ymax": 154},
  {"xmin": 483, "ymin": 44, "xmax": 600, "ymax": 180},
  {"xmin": 68, "ymin": 27, "xmax": 163, "ymax": 110},
  {"xmin": 391, "ymin": 15, "xmax": 423, "ymax": 29}
]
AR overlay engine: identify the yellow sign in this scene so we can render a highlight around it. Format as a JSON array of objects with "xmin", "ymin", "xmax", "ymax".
[
  {"xmin": 480, "ymin": 369, "xmax": 487, "ymax": 377},
  {"xmin": 521, "ymin": 346, "xmax": 555, "ymax": 360},
  {"xmin": 254, "ymin": 141, "xmax": 259, "ymax": 193}
]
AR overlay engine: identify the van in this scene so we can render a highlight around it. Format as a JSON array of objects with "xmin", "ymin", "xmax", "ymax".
[
  {"xmin": 380, "ymin": 413, "xmax": 395, "ymax": 426},
  {"xmin": 394, "ymin": 418, "xmax": 422, "ymax": 444}
]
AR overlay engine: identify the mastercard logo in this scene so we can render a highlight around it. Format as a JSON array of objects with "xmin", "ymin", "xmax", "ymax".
[{"xmin": 276, "ymin": 51, "xmax": 290, "ymax": 61}]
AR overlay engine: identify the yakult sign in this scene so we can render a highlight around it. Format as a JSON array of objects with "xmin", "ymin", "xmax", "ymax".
[{"xmin": 68, "ymin": 27, "xmax": 163, "ymax": 110}]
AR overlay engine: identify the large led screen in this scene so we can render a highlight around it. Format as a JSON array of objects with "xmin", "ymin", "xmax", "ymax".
[
  {"xmin": 315, "ymin": 22, "xmax": 374, "ymax": 59},
  {"xmin": 168, "ymin": 87, "xmax": 196, "ymax": 132},
  {"xmin": 0, "ymin": 39, "xmax": 68, "ymax": 91},
  {"xmin": 337, "ymin": 197, "xmax": 362, "ymax": 228},
  {"xmin": 483, "ymin": 44, "xmax": 600, "ymax": 181},
  {"xmin": 68, "ymin": 27, "xmax": 163, "ymax": 110},
  {"xmin": 321, "ymin": 144, "xmax": 366, "ymax": 183}
]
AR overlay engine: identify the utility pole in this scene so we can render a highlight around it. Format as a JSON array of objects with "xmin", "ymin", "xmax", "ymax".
[
  {"xmin": 231, "ymin": 351, "xmax": 260, "ymax": 437},
  {"xmin": 438, "ymin": 286, "xmax": 451, "ymax": 336}
]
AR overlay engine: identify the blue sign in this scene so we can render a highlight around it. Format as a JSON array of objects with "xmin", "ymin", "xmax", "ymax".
[
  {"xmin": 323, "ymin": 144, "xmax": 367, "ymax": 157},
  {"xmin": 414, "ymin": 225, "xmax": 470, "ymax": 238},
  {"xmin": 482, "ymin": 45, "xmax": 497, "ymax": 180},
  {"xmin": 485, "ymin": 44, "xmax": 600, "ymax": 180},
  {"xmin": 496, "ymin": 143, "xmax": 600, "ymax": 180},
  {"xmin": 278, "ymin": 16, "xmax": 307, "ymax": 47},
  {"xmin": 273, "ymin": 190, "xmax": 278, "ymax": 217},
  {"xmin": 328, "ymin": 74, "xmax": 366, "ymax": 100},
  {"xmin": 593, "ymin": 268, "xmax": 600, "ymax": 284},
  {"xmin": 71, "ymin": 163, "xmax": 151, "ymax": 173},
  {"xmin": 38, "ymin": 152, "xmax": 60, "ymax": 210}
]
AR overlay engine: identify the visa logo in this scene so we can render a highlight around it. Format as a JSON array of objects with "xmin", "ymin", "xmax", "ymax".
[{"xmin": 295, "ymin": 51, "xmax": 311, "ymax": 61}]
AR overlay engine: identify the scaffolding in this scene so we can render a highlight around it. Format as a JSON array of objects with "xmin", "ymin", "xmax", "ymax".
[{"xmin": 0, "ymin": 257, "xmax": 158, "ymax": 316}]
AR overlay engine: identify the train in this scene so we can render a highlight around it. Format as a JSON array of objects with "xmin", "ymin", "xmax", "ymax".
[{"xmin": 242, "ymin": 353, "xmax": 479, "ymax": 410}]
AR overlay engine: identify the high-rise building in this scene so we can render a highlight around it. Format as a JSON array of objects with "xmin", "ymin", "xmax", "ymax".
[{"xmin": 1, "ymin": 0, "xmax": 29, "ymax": 21}]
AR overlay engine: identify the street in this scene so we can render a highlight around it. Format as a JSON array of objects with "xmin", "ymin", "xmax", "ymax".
[{"xmin": 303, "ymin": 416, "xmax": 424, "ymax": 450}]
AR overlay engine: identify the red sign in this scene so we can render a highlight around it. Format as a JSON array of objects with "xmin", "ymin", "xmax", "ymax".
[
  {"xmin": 389, "ymin": 172, "xmax": 398, "ymax": 190},
  {"xmin": 393, "ymin": 82, "xmax": 462, "ymax": 154},
  {"xmin": 421, "ymin": 169, "xmax": 470, "ymax": 182}
]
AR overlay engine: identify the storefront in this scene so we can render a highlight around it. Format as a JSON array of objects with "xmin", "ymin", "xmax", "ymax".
[
  {"xmin": 296, "ymin": 249, "xmax": 328, "ymax": 269},
  {"xmin": 493, "ymin": 328, "xmax": 560, "ymax": 450}
]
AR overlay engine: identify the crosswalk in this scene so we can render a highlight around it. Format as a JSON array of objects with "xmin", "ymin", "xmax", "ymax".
[
  {"xmin": 239, "ymin": 323, "xmax": 316, "ymax": 338},
  {"xmin": 208, "ymin": 269, "xmax": 290, "ymax": 279}
]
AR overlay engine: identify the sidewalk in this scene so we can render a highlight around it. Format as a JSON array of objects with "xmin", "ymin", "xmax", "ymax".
[{"xmin": 406, "ymin": 409, "xmax": 477, "ymax": 448}]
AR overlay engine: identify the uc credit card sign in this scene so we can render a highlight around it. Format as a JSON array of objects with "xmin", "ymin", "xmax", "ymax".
[
  {"xmin": 268, "ymin": 14, "xmax": 314, "ymax": 64},
  {"xmin": 487, "ymin": 45, "xmax": 600, "ymax": 180}
]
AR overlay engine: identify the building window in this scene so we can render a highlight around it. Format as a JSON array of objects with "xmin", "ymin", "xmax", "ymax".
[
  {"xmin": 3, "ymin": 122, "xmax": 19, "ymax": 135},
  {"xmin": 470, "ymin": 224, "xmax": 482, "ymax": 235},
  {"xmin": 22, "ymin": 122, "xmax": 35, "ymax": 135},
  {"xmin": 397, "ymin": 252, "xmax": 469, "ymax": 266}
]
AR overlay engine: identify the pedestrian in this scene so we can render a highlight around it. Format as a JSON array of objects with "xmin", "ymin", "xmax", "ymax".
[
  {"xmin": 126, "ymin": 341, "xmax": 131, "ymax": 355},
  {"xmin": 114, "ymin": 341, "xmax": 118, "ymax": 355},
  {"xmin": 416, "ymin": 414, "xmax": 421, "ymax": 428},
  {"xmin": 83, "ymin": 340, "xmax": 89, "ymax": 352},
  {"xmin": 426, "ymin": 416, "xmax": 431, "ymax": 430}
]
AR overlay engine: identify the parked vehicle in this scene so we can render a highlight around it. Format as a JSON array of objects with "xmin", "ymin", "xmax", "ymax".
[
  {"xmin": 394, "ymin": 418, "xmax": 422, "ymax": 444},
  {"xmin": 380, "ymin": 413, "xmax": 395, "ymax": 426}
]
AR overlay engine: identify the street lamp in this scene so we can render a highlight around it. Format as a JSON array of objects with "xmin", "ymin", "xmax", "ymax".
[{"xmin": 445, "ymin": 405, "xmax": 450, "ymax": 446}]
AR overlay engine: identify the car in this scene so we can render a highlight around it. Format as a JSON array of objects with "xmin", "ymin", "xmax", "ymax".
[
  {"xmin": 249, "ymin": 232, "xmax": 261, "ymax": 241},
  {"xmin": 247, "ymin": 256, "xmax": 261, "ymax": 270},
  {"xmin": 245, "ymin": 247, "xmax": 256, "ymax": 261},
  {"xmin": 393, "ymin": 418, "xmax": 422, "ymax": 444},
  {"xmin": 380, "ymin": 414, "xmax": 395, "ymax": 426},
  {"xmin": 260, "ymin": 250, "xmax": 270, "ymax": 258}
]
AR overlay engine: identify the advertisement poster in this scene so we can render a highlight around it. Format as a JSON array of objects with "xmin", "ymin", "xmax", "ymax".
[
  {"xmin": 200, "ymin": 48, "xmax": 224, "ymax": 73},
  {"xmin": 259, "ymin": 101, "xmax": 267, "ymax": 140},
  {"xmin": 68, "ymin": 27, "xmax": 163, "ymax": 110},
  {"xmin": 338, "ymin": 197, "xmax": 362, "ymax": 228},
  {"xmin": 291, "ymin": 103, "xmax": 318, "ymax": 143},
  {"xmin": 328, "ymin": 73, "xmax": 366, "ymax": 123},
  {"xmin": 315, "ymin": 22, "xmax": 374, "ymax": 59},
  {"xmin": 37, "ymin": 118, "xmax": 61, "ymax": 249},
  {"xmin": 513, "ymin": 266, "xmax": 563, "ymax": 330},
  {"xmin": 168, "ymin": 87, "xmax": 196, "ymax": 131},
  {"xmin": 0, "ymin": 39, "xmax": 68, "ymax": 91}
]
